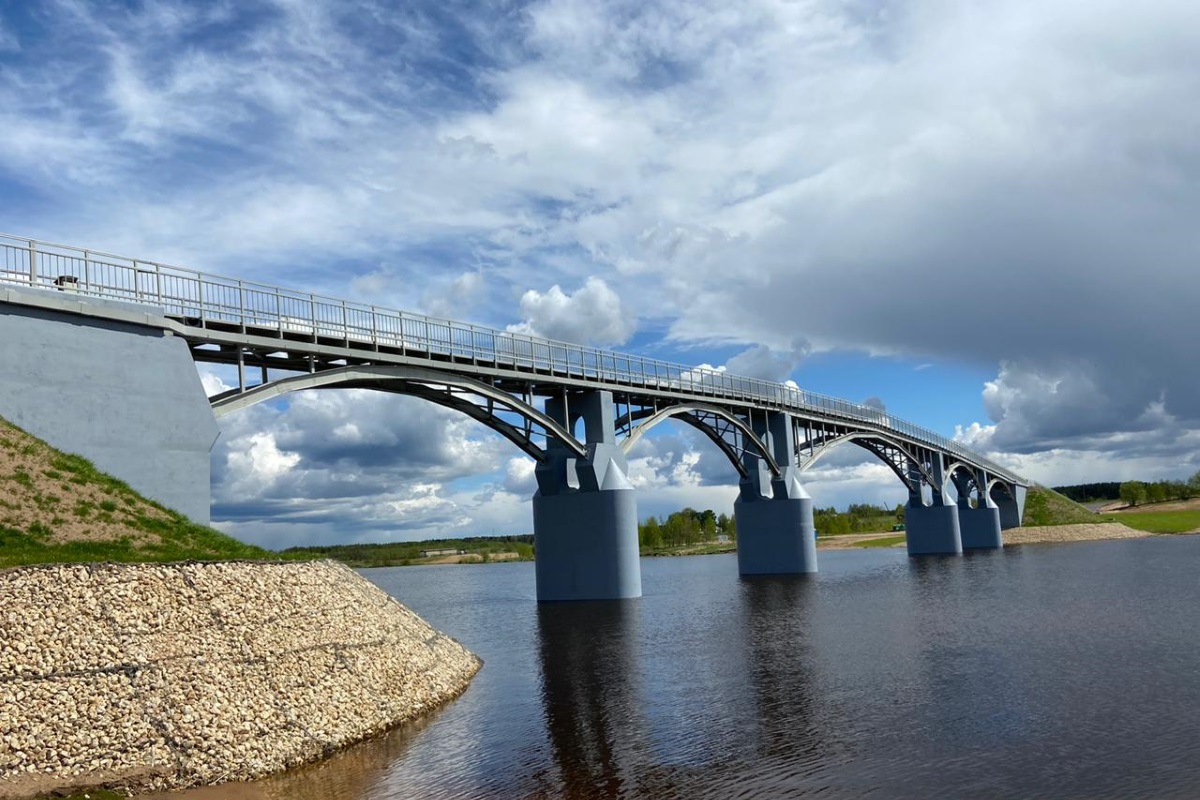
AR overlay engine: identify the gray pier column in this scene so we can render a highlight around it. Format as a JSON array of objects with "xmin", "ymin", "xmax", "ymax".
[
  {"xmin": 958, "ymin": 469, "xmax": 1003, "ymax": 549},
  {"xmin": 906, "ymin": 457, "xmax": 962, "ymax": 556},
  {"xmin": 533, "ymin": 390, "xmax": 641, "ymax": 602},
  {"xmin": 735, "ymin": 411, "xmax": 818, "ymax": 576}
]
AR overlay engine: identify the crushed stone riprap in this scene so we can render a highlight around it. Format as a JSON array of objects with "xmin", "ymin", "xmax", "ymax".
[{"xmin": 0, "ymin": 560, "xmax": 481, "ymax": 799}]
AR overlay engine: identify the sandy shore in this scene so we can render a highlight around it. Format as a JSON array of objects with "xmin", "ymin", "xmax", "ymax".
[{"xmin": 820, "ymin": 522, "xmax": 1155, "ymax": 550}]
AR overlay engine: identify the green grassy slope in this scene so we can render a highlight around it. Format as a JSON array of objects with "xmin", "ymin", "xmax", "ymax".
[
  {"xmin": 1021, "ymin": 485, "xmax": 1104, "ymax": 526},
  {"xmin": 0, "ymin": 416, "xmax": 270, "ymax": 568}
]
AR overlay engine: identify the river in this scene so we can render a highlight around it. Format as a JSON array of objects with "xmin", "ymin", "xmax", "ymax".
[{"xmin": 159, "ymin": 536, "xmax": 1200, "ymax": 799}]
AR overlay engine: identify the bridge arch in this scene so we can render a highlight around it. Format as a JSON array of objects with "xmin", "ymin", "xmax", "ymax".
[
  {"xmin": 209, "ymin": 364, "xmax": 587, "ymax": 462},
  {"xmin": 617, "ymin": 403, "xmax": 780, "ymax": 480},
  {"xmin": 796, "ymin": 430, "xmax": 937, "ymax": 490}
]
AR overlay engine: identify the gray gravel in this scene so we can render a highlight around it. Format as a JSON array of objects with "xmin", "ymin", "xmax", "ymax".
[{"xmin": 0, "ymin": 560, "xmax": 481, "ymax": 799}]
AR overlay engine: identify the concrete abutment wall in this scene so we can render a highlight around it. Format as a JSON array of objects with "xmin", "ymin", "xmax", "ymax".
[{"xmin": 0, "ymin": 289, "xmax": 217, "ymax": 525}]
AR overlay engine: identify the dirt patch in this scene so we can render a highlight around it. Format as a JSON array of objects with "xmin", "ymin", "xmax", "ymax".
[
  {"xmin": 819, "ymin": 532, "xmax": 904, "ymax": 550},
  {"xmin": 421, "ymin": 551, "xmax": 522, "ymax": 564}
]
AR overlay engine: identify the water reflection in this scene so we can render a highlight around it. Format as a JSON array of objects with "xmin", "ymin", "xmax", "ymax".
[
  {"xmin": 737, "ymin": 577, "xmax": 820, "ymax": 761},
  {"xmin": 536, "ymin": 600, "xmax": 644, "ymax": 799}
]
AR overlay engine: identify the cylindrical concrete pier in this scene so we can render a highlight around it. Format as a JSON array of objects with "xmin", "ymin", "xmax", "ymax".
[
  {"xmin": 906, "ymin": 503, "xmax": 963, "ymax": 556},
  {"xmin": 533, "ymin": 486, "xmax": 642, "ymax": 602}
]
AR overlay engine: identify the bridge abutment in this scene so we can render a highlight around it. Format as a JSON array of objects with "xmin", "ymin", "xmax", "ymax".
[
  {"xmin": 735, "ymin": 412, "xmax": 818, "ymax": 576},
  {"xmin": 0, "ymin": 289, "xmax": 218, "ymax": 524},
  {"xmin": 532, "ymin": 391, "xmax": 642, "ymax": 602}
]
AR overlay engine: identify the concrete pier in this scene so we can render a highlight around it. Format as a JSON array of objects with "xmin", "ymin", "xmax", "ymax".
[
  {"xmin": 959, "ymin": 505, "xmax": 1004, "ymax": 549},
  {"xmin": 532, "ymin": 391, "xmax": 641, "ymax": 602},
  {"xmin": 906, "ymin": 502, "xmax": 964, "ymax": 555},
  {"xmin": 735, "ymin": 412, "xmax": 818, "ymax": 576}
]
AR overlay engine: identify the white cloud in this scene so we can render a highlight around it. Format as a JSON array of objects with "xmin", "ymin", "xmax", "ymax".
[{"xmin": 508, "ymin": 276, "xmax": 634, "ymax": 346}]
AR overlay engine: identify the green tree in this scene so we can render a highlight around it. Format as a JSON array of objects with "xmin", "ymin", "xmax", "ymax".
[
  {"xmin": 1119, "ymin": 481, "xmax": 1146, "ymax": 508},
  {"xmin": 640, "ymin": 516, "xmax": 663, "ymax": 548}
]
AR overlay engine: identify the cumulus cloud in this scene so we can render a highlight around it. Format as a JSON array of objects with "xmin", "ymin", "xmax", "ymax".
[
  {"xmin": 508, "ymin": 276, "xmax": 634, "ymax": 346},
  {"xmin": 724, "ymin": 339, "xmax": 812, "ymax": 382}
]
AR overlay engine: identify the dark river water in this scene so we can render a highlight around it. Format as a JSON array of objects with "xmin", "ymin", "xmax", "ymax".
[{"xmin": 163, "ymin": 536, "xmax": 1200, "ymax": 799}]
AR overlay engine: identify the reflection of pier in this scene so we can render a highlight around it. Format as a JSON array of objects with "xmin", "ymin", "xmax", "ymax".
[
  {"xmin": 535, "ymin": 578, "xmax": 837, "ymax": 797},
  {"xmin": 738, "ymin": 577, "xmax": 822, "ymax": 762},
  {"xmin": 537, "ymin": 601, "xmax": 645, "ymax": 798}
]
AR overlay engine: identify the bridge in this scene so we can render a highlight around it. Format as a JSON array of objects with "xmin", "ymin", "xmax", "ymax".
[{"xmin": 0, "ymin": 233, "xmax": 1027, "ymax": 602}]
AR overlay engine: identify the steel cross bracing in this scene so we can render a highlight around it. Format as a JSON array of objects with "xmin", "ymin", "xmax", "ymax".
[{"xmin": 0, "ymin": 233, "xmax": 1028, "ymax": 488}]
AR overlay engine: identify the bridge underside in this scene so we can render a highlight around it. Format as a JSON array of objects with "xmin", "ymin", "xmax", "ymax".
[{"xmin": 213, "ymin": 366, "xmax": 1028, "ymax": 601}]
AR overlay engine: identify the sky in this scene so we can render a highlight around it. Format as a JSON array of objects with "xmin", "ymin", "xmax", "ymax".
[{"xmin": 1, "ymin": 0, "xmax": 1197, "ymax": 548}]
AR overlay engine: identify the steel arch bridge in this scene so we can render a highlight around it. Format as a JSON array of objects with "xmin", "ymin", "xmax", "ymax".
[{"xmin": 0, "ymin": 234, "xmax": 1030, "ymax": 602}]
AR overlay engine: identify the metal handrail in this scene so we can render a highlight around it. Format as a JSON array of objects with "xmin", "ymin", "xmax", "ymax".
[{"xmin": 0, "ymin": 233, "xmax": 1024, "ymax": 483}]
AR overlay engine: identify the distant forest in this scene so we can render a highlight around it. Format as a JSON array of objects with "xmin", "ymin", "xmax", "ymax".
[
  {"xmin": 1052, "ymin": 483, "xmax": 1122, "ymax": 502},
  {"xmin": 1055, "ymin": 476, "xmax": 1200, "ymax": 505}
]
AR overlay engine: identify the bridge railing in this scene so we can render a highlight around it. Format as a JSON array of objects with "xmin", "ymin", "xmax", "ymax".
[{"xmin": 0, "ymin": 233, "xmax": 1022, "ymax": 482}]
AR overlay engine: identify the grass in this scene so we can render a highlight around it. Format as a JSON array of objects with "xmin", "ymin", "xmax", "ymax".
[
  {"xmin": 0, "ymin": 416, "xmax": 274, "ymax": 569},
  {"xmin": 1105, "ymin": 509, "xmax": 1200, "ymax": 534},
  {"xmin": 1022, "ymin": 485, "xmax": 1102, "ymax": 526}
]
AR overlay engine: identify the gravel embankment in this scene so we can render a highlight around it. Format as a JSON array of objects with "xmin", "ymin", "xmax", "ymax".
[
  {"xmin": 0, "ymin": 560, "xmax": 481, "ymax": 799},
  {"xmin": 1002, "ymin": 522, "xmax": 1151, "ymax": 544}
]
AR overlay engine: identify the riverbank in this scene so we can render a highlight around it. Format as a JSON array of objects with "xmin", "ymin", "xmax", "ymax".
[
  {"xmin": 0, "ymin": 560, "xmax": 481, "ymax": 800},
  {"xmin": 1001, "ymin": 521, "xmax": 1151, "ymax": 544}
]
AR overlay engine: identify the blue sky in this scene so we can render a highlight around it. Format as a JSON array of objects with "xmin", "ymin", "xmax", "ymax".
[{"xmin": 2, "ymin": 0, "xmax": 1197, "ymax": 547}]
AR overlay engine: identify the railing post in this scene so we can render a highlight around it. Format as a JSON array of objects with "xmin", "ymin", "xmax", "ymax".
[
  {"xmin": 27, "ymin": 240, "xmax": 36, "ymax": 285},
  {"xmin": 83, "ymin": 251, "xmax": 91, "ymax": 293},
  {"xmin": 196, "ymin": 275, "xmax": 206, "ymax": 328},
  {"xmin": 238, "ymin": 280, "xmax": 246, "ymax": 332}
]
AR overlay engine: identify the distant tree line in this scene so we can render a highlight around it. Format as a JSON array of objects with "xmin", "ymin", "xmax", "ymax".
[
  {"xmin": 813, "ymin": 503, "xmax": 905, "ymax": 535},
  {"xmin": 638, "ymin": 502, "xmax": 906, "ymax": 546},
  {"xmin": 283, "ymin": 534, "xmax": 535, "ymax": 566},
  {"xmin": 1052, "ymin": 482, "xmax": 1123, "ymax": 502},
  {"xmin": 1117, "ymin": 474, "xmax": 1200, "ymax": 508},
  {"xmin": 639, "ymin": 508, "xmax": 734, "ymax": 548}
]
